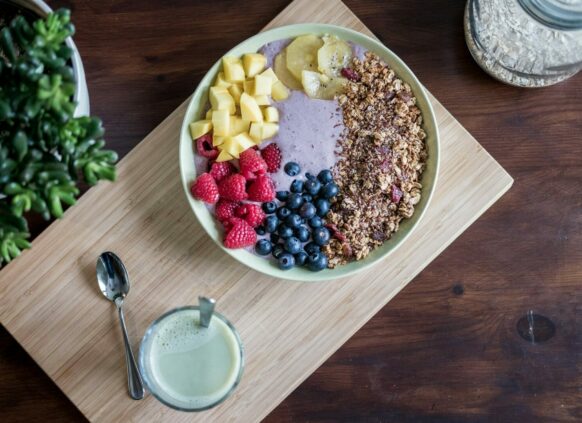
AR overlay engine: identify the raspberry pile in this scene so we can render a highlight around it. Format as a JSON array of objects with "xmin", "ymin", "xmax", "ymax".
[{"xmin": 190, "ymin": 145, "xmax": 282, "ymax": 249}]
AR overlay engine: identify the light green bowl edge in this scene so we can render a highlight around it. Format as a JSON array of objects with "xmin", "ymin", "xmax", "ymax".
[{"xmin": 179, "ymin": 23, "xmax": 440, "ymax": 282}]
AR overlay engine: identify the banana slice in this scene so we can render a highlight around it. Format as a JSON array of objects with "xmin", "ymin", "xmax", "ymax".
[
  {"xmin": 286, "ymin": 35, "xmax": 324, "ymax": 80},
  {"xmin": 317, "ymin": 35, "xmax": 352, "ymax": 77},
  {"xmin": 301, "ymin": 70, "xmax": 347, "ymax": 100},
  {"xmin": 274, "ymin": 52, "xmax": 303, "ymax": 90}
]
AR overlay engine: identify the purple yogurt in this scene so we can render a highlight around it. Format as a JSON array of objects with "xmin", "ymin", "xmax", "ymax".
[
  {"xmin": 265, "ymin": 90, "xmax": 343, "ymax": 190},
  {"xmin": 258, "ymin": 39, "xmax": 344, "ymax": 189}
]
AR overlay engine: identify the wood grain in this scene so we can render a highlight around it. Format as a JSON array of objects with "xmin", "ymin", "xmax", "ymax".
[{"xmin": 1, "ymin": 1, "xmax": 580, "ymax": 422}]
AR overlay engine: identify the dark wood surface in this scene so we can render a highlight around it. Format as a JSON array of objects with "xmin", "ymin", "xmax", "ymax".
[{"xmin": 1, "ymin": 0, "xmax": 581, "ymax": 421}]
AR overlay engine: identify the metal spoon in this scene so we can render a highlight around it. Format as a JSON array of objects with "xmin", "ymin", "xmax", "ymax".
[
  {"xmin": 198, "ymin": 296, "xmax": 215, "ymax": 328},
  {"xmin": 96, "ymin": 252, "xmax": 145, "ymax": 400}
]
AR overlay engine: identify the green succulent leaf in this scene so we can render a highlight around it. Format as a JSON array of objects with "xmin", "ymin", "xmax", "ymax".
[{"xmin": 0, "ymin": 9, "xmax": 117, "ymax": 266}]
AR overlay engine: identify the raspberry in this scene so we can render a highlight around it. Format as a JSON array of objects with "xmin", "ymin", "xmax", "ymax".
[
  {"xmin": 218, "ymin": 174, "xmax": 248, "ymax": 202},
  {"xmin": 260, "ymin": 143, "xmax": 282, "ymax": 173},
  {"xmin": 215, "ymin": 199, "xmax": 239, "ymax": 222},
  {"xmin": 224, "ymin": 218, "xmax": 257, "ymax": 249},
  {"xmin": 239, "ymin": 148, "xmax": 267, "ymax": 180},
  {"xmin": 340, "ymin": 67, "xmax": 360, "ymax": 82},
  {"xmin": 235, "ymin": 203, "xmax": 266, "ymax": 228},
  {"xmin": 196, "ymin": 134, "xmax": 219, "ymax": 160},
  {"xmin": 222, "ymin": 217, "xmax": 241, "ymax": 232},
  {"xmin": 190, "ymin": 173, "xmax": 219, "ymax": 204},
  {"xmin": 391, "ymin": 185, "xmax": 403, "ymax": 203},
  {"xmin": 209, "ymin": 161, "xmax": 235, "ymax": 182},
  {"xmin": 247, "ymin": 175, "xmax": 275, "ymax": 202}
]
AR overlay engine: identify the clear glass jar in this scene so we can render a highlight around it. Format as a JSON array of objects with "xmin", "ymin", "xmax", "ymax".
[{"xmin": 465, "ymin": 0, "xmax": 582, "ymax": 87}]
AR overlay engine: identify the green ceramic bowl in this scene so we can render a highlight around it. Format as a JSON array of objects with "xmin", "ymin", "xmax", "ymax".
[{"xmin": 179, "ymin": 24, "xmax": 440, "ymax": 282}]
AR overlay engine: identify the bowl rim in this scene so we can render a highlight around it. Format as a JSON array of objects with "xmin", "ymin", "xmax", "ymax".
[{"xmin": 179, "ymin": 23, "xmax": 440, "ymax": 282}]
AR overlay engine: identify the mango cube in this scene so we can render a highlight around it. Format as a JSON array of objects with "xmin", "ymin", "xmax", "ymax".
[
  {"xmin": 209, "ymin": 86, "xmax": 235, "ymax": 114},
  {"xmin": 243, "ymin": 53, "xmax": 267, "ymax": 78},
  {"xmin": 272, "ymin": 80, "xmax": 290, "ymax": 101},
  {"xmin": 213, "ymin": 134, "xmax": 225, "ymax": 147},
  {"xmin": 262, "ymin": 122, "xmax": 279, "ymax": 139},
  {"xmin": 211, "ymin": 109, "xmax": 230, "ymax": 136},
  {"xmin": 254, "ymin": 74, "xmax": 272, "ymax": 96},
  {"xmin": 240, "ymin": 93, "xmax": 263, "ymax": 122},
  {"xmin": 263, "ymin": 106, "xmax": 279, "ymax": 122},
  {"xmin": 189, "ymin": 120, "xmax": 212, "ymax": 140},
  {"xmin": 205, "ymin": 109, "xmax": 213, "ymax": 119},
  {"xmin": 214, "ymin": 72, "xmax": 231, "ymax": 88},
  {"xmin": 249, "ymin": 122, "xmax": 278, "ymax": 142},
  {"xmin": 243, "ymin": 79, "xmax": 254, "ymax": 94},
  {"xmin": 228, "ymin": 83, "xmax": 243, "ymax": 104},
  {"xmin": 221, "ymin": 137, "xmax": 240, "ymax": 158},
  {"xmin": 249, "ymin": 122, "xmax": 263, "ymax": 143},
  {"xmin": 254, "ymin": 95, "xmax": 270, "ymax": 106},
  {"xmin": 230, "ymin": 117, "xmax": 250, "ymax": 135},
  {"xmin": 231, "ymin": 132, "xmax": 256, "ymax": 153},
  {"xmin": 260, "ymin": 67, "xmax": 279, "ymax": 84},
  {"xmin": 222, "ymin": 56, "xmax": 245, "ymax": 82},
  {"xmin": 216, "ymin": 149, "xmax": 234, "ymax": 162}
]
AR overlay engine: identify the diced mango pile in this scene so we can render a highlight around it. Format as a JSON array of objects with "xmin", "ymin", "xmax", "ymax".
[{"xmin": 189, "ymin": 53, "xmax": 290, "ymax": 162}]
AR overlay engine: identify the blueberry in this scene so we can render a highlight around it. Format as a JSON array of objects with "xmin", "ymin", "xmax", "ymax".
[
  {"xmin": 277, "ymin": 207, "xmax": 291, "ymax": 220},
  {"xmin": 290, "ymin": 179, "xmax": 304, "ymax": 193},
  {"xmin": 284, "ymin": 162, "xmax": 301, "ymax": 176},
  {"xmin": 305, "ymin": 172, "xmax": 316, "ymax": 180},
  {"xmin": 278, "ymin": 253, "xmax": 296, "ymax": 270},
  {"xmin": 304, "ymin": 179, "xmax": 321, "ymax": 196},
  {"xmin": 306, "ymin": 252, "xmax": 328, "ymax": 271},
  {"xmin": 285, "ymin": 213, "xmax": 302, "ymax": 228},
  {"xmin": 321, "ymin": 182, "xmax": 339, "ymax": 199},
  {"xmin": 255, "ymin": 226, "xmax": 266, "ymax": 235},
  {"xmin": 308, "ymin": 216, "xmax": 323, "ymax": 228},
  {"xmin": 317, "ymin": 169, "xmax": 333, "ymax": 184},
  {"xmin": 286, "ymin": 193, "xmax": 304, "ymax": 210},
  {"xmin": 315, "ymin": 198, "xmax": 330, "ymax": 217},
  {"xmin": 302, "ymin": 194, "xmax": 313, "ymax": 203},
  {"xmin": 312, "ymin": 227, "xmax": 331, "ymax": 246},
  {"xmin": 284, "ymin": 237, "xmax": 302, "ymax": 254},
  {"xmin": 294, "ymin": 225, "xmax": 310, "ymax": 242},
  {"xmin": 255, "ymin": 239, "xmax": 272, "ymax": 256},
  {"xmin": 295, "ymin": 251, "xmax": 308, "ymax": 266},
  {"xmin": 304, "ymin": 242, "xmax": 320, "ymax": 255},
  {"xmin": 264, "ymin": 215, "xmax": 279, "ymax": 233},
  {"xmin": 272, "ymin": 244, "xmax": 284, "ymax": 259},
  {"xmin": 276, "ymin": 191, "xmax": 290, "ymax": 201},
  {"xmin": 270, "ymin": 233, "xmax": 280, "ymax": 244},
  {"xmin": 262, "ymin": 201, "xmax": 277, "ymax": 214},
  {"xmin": 299, "ymin": 202, "xmax": 316, "ymax": 219},
  {"xmin": 278, "ymin": 224, "xmax": 293, "ymax": 239}
]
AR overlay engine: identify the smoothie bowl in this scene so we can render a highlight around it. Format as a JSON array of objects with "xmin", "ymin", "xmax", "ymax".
[{"xmin": 179, "ymin": 24, "xmax": 439, "ymax": 281}]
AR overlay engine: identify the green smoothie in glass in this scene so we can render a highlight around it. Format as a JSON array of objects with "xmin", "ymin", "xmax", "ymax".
[{"xmin": 139, "ymin": 306, "xmax": 244, "ymax": 411}]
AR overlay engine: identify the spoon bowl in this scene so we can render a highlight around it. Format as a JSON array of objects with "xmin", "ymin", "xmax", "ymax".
[{"xmin": 96, "ymin": 251, "xmax": 130, "ymax": 303}]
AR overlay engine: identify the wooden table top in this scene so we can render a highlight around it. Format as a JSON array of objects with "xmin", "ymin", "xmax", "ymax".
[{"xmin": 1, "ymin": 0, "xmax": 580, "ymax": 421}]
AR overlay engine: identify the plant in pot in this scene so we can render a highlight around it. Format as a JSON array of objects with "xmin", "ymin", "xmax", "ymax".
[{"xmin": 0, "ymin": 8, "xmax": 117, "ymax": 266}]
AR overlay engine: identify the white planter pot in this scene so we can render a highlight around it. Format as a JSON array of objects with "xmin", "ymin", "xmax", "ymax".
[{"xmin": 12, "ymin": 0, "xmax": 90, "ymax": 116}]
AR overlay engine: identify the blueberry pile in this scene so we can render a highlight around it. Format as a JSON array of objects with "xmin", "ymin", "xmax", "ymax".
[{"xmin": 254, "ymin": 162, "xmax": 338, "ymax": 272}]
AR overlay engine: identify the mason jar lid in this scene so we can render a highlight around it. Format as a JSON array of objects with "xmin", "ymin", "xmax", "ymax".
[{"xmin": 519, "ymin": 0, "xmax": 582, "ymax": 30}]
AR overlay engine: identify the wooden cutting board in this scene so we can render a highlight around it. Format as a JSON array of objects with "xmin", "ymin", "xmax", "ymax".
[{"xmin": 0, "ymin": 0, "xmax": 513, "ymax": 421}]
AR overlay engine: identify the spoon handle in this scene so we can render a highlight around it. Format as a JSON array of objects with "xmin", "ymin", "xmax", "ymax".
[{"xmin": 117, "ymin": 304, "xmax": 145, "ymax": 400}]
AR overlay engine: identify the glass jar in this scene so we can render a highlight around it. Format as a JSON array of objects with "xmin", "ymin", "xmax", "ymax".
[{"xmin": 464, "ymin": 0, "xmax": 582, "ymax": 87}]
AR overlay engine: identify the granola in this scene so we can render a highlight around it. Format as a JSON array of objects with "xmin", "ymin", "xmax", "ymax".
[{"xmin": 323, "ymin": 52, "xmax": 427, "ymax": 268}]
